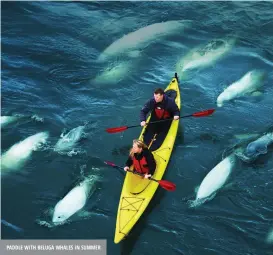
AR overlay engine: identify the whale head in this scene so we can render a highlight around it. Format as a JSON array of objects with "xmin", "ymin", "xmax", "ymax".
[
  {"xmin": 245, "ymin": 133, "xmax": 272, "ymax": 158},
  {"xmin": 250, "ymin": 69, "xmax": 266, "ymax": 86},
  {"xmin": 245, "ymin": 143, "xmax": 261, "ymax": 157},
  {"xmin": 217, "ymin": 89, "xmax": 234, "ymax": 107},
  {"xmin": 52, "ymin": 201, "xmax": 73, "ymax": 224},
  {"xmin": 52, "ymin": 213, "xmax": 67, "ymax": 224}
]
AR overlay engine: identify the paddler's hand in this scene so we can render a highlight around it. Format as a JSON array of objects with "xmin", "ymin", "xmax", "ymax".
[
  {"xmin": 173, "ymin": 115, "xmax": 179, "ymax": 120},
  {"xmin": 124, "ymin": 166, "xmax": 129, "ymax": 172},
  {"xmin": 144, "ymin": 174, "xmax": 151, "ymax": 179},
  {"xmin": 140, "ymin": 121, "xmax": 146, "ymax": 127}
]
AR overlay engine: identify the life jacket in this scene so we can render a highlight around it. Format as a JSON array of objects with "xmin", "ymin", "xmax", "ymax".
[
  {"xmin": 154, "ymin": 105, "xmax": 171, "ymax": 120},
  {"xmin": 132, "ymin": 154, "xmax": 149, "ymax": 174}
]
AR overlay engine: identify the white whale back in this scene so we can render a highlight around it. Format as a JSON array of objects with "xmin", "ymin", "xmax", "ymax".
[
  {"xmin": 177, "ymin": 38, "xmax": 235, "ymax": 72},
  {"xmin": 1, "ymin": 132, "xmax": 49, "ymax": 171},
  {"xmin": 196, "ymin": 154, "xmax": 235, "ymax": 200},
  {"xmin": 54, "ymin": 126, "xmax": 84, "ymax": 152},
  {"xmin": 217, "ymin": 70, "xmax": 265, "ymax": 107},
  {"xmin": 98, "ymin": 20, "xmax": 191, "ymax": 61},
  {"xmin": 52, "ymin": 176, "xmax": 97, "ymax": 224},
  {"xmin": 1, "ymin": 116, "xmax": 19, "ymax": 128}
]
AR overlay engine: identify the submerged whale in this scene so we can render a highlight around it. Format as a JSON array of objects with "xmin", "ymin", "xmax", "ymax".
[
  {"xmin": 1, "ymin": 115, "xmax": 44, "ymax": 128},
  {"xmin": 92, "ymin": 60, "xmax": 136, "ymax": 86},
  {"xmin": 245, "ymin": 132, "xmax": 273, "ymax": 157},
  {"xmin": 176, "ymin": 37, "xmax": 235, "ymax": 73},
  {"xmin": 266, "ymin": 227, "xmax": 273, "ymax": 244},
  {"xmin": 1, "ymin": 116, "xmax": 19, "ymax": 128},
  {"xmin": 54, "ymin": 126, "xmax": 85, "ymax": 152},
  {"xmin": 1, "ymin": 219, "xmax": 23, "ymax": 233},
  {"xmin": 234, "ymin": 130, "xmax": 273, "ymax": 162},
  {"xmin": 97, "ymin": 20, "xmax": 192, "ymax": 62},
  {"xmin": 217, "ymin": 69, "xmax": 265, "ymax": 107}
]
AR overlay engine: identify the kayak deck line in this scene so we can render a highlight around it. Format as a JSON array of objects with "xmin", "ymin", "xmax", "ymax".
[
  {"xmin": 153, "ymin": 147, "xmax": 172, "ymax": 162},
  {"xmin": 120, "ymin": 197, "xmax": 145, "ymax": 211},
  {"xmin": 118, "ymin": 197, "xmax": 146, "ymax": 232},
  {"xmin": 130, "ymin": 182, "xmax": 153, "ymax": 195},
  {"xmin": 155, "ymin": 147, "xmax": 171, "ymax": 153}
]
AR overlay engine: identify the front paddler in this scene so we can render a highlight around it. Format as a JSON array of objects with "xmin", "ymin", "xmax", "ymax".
[
  {"xmin": 139, "ymin": 88, "xmax": 180, "ymax": 149},
  {"xmin": 140, "ymin": 88, "xmax": 180, "ymax": 132}
]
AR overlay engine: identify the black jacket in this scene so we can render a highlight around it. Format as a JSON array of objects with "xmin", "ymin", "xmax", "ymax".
[
  {"xmin": 125, "ymin": 148, "xmax": 156, "ymax": 175},
  {"xmin": 140, "ymin": 95, "xmax": 180, "ymax": 122}
]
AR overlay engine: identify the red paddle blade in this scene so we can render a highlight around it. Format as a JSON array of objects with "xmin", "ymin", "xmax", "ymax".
[
  {"xmin": 106, "ymin": 126, "xmax": 128, "ymax": 133},
  {"xmin": 104, "ymin": 161, "xmax": 117, "ymax": 167},
  {"xmin": 158, "ymin": 180, "xmax": 176, "ymax": 191},
  {"xmin": 192, "ymin": 109, "xmax": 215, "ymax": 117}
]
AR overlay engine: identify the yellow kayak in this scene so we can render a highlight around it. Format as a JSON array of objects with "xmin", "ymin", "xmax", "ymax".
[{"xmin": 114, "ymin": 73, "xmax": 181, "ymax": 244}]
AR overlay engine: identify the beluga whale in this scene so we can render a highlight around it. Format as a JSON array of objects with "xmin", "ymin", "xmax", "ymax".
[
  {"xmin": 189, "ymin": 154, "xmax": 236, "ymax": 207},
  {"xmin": 1, "ymin": 116, "xmax": 20, "ymax": 128},
  {"xmin": 52, "ymin": 175, "xmax": 98, "ymax": 224},
  {"xmin": 1, "ymin": 132, "xmax": 49, "ymax": 175},
  {"xmin": 92, "ymin": 59, "xmax": 136, "ymax": 86},
  {"xmin": 217, "ymin": 69, "xmax": 265, "ymax": 107},
  {"xmin": 54, "ymin": 125, "xmax": 86, "ymax": 153},
  {"xmin": 97, "ymin": 20, "xmax": 192, "ymax": 62},
  {"xmin": 234, "ymin": 129, "xmax": 273, "ymax": 163},
  {"xmin": 176, "ymin": 37, "xmax": 236, "ymax": 73}
]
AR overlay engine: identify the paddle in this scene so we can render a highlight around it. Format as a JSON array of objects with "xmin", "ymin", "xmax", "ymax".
[
  {"xmin": 104, "ymin": 161, "xmax": 176, "ymax": 191},
  {"xmin": 106, "ymin": 109, "xmax": 215, "ymax": 133}
]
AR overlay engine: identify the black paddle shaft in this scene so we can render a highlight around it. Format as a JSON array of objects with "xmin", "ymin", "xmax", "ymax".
[{"xmin": 115, "ymin": 165, "xmax": 157, "ymax": 182}]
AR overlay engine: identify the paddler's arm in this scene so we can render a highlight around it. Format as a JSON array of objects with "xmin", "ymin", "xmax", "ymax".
[
  {"xmin": 124, "ymin": 156, "xmax": 133, "ymax": 171},
  {"xmin": 140, "ymin": 99, "xmax": 153, "ymax": 126},
  {"xmin": 169, "ymin": 98, "xmax": 180, "ymax": 120}
]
